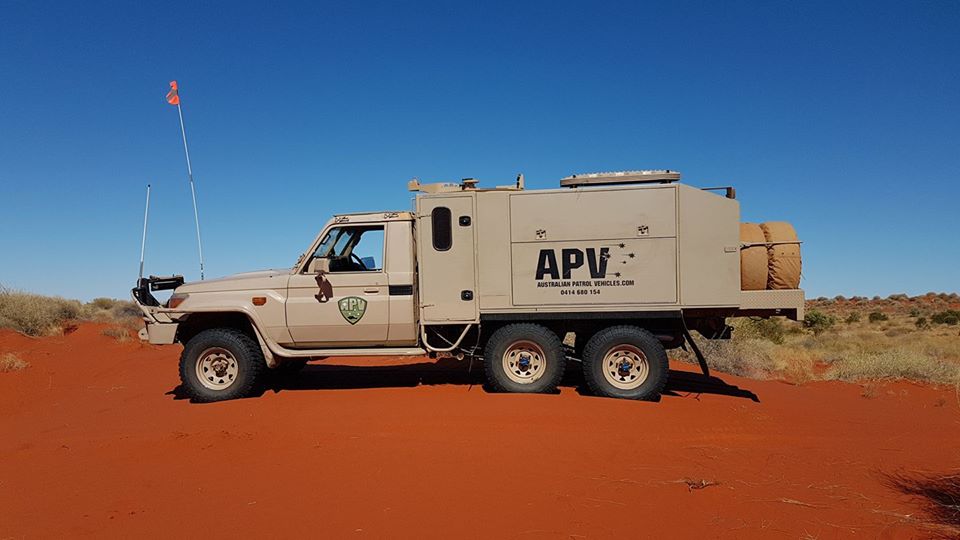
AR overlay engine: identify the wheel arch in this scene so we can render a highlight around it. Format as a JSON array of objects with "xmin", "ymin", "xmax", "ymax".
[{"xmin": 176, "ymin": 311, "xmax": 278, "ymax": 368}]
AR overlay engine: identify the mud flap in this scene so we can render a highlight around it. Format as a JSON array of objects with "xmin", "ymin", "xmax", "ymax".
[{"xmin": 680, "ymin": 324, "xmax": 710, "ymax": 378}]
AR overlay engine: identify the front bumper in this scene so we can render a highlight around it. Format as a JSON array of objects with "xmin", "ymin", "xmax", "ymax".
[
  {"xmin": 141, "ymin": 321, "xmax": 179, "ymax": 344},
  {"xmin": 131, "ymin": 275, "xmax": 186, "ymax": 344}
]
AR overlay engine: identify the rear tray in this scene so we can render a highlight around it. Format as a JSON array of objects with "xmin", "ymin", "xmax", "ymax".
[{"xmin": 737, "ymin": 289, "xmax": 804, "ymax": 320}]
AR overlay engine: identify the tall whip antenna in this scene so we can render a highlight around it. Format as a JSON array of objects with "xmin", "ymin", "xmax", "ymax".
[
  {"xmin": 166, "ymin": 80, "xmax": 205, "ymax": 280},
  {"xmin": 139, "ymin": 184, "xmax": 151, "ymax": 280}
]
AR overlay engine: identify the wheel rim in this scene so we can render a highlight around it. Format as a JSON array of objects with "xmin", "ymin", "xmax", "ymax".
[
  {"xmin": 602, "ymin": 344, "xmax": 649, "ymax": 390},
  {"xmin": 502, "ymin": 340, "xmax": 547, "ymax": 384},
  {"xmin": 195, "ymin": 347, "xmax": 239, "ymax": 390}
]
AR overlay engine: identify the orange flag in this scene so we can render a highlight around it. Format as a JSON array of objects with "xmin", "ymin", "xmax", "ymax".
[{"xmin": 166, "ymin": 81, "xmax": 180, "ymax": 105}]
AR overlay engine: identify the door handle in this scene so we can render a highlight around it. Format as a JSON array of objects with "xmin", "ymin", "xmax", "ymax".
[{"xmin": 363, "ymin": 288, "xmax": 380, "ymax": 294}]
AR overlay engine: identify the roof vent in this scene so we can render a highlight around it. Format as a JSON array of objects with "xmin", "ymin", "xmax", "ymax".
[{"xmin": 560, "ymin": 169, "xmax": 680, "ymax": 188}]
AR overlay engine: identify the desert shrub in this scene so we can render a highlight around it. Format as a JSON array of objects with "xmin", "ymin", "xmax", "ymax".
[
  {"xmin": 834, "ymin": 295, "xmax": 846, "ymax": 302},
  {"xmin": 110, "ymin": 301, "xmax": 141, "ymax": 318},
  {"xmin": 888, "ymin": 293, "xmax": 909, "ymax": 301},
  {"xmin": 845, "ymin": 312, "xmax": 861, "ymax": 324},
  {"xmin": 872, "ymin": 295, "xmax": 882, "ymax": 301},
  {"xmin": 869, "ymin": 311, "xmax": 889, "ymax": 323},
  {"xmin": 931, "ymin": 310, "xmax": 960, "ymax": 326},
  {"xmin": 909, "ymin": 308, "xmax": 921, "ymax": 317},
  {"xmin": 885, "ymin": 326, "xmax": 910, "ymax": 337},
  {"xmin": 824, "ymin": 348, "xmax": 960, "ymax": 385},
  {"xmin": 80, "ymin": 298, "xmax": 141, "ymax": 323},
  {"xmin": 916, "ymin": 317, "xmax": 930, "ymax": 329},
  {"xmin": 884, "ymin": 471, "xmax": 960, "ymax": 535},
  {"xmin": 0, "ymin": 287, "xmax": 82, "ymax": 336},
  {"xmin": 736, "ymin": 317, "xmax": 786, "ymax": 344},
  {"xmin": 677, "ymin": 337, "xmax": 778, "ymax": 378},
  {"xmin": 784, "ymin": 322, "xmax": 804, "ymax": 336},
  {"xmin": 804, "ymin": 310, "xmax": 836, "ymax": 335},
  {"xmin": 101, "ymin": 326, "xmax": 131, "ymax": 342},
  {"xmin": 90, "ymin": 297, "xmax": 118, "ymax": 310},
  {"xmin": 0, "ymin": 352, "xmax": 30, "ymax": 372}
]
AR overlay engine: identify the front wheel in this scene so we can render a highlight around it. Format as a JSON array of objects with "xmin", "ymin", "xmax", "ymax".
[
  {"xmin": 179, "ymin": 328, "xmax": 266, "ymax": 402},
  {"xmin": 582, "ymin": 326, "xmax": 669, "ymax": 400},
  {"xmin": 483, "ymin": 324, "xmax": 565, "ymax": 393}
]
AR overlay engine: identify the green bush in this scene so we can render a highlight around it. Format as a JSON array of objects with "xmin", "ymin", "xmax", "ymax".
[
  {"xmin": 804, "ymin": 310, "xmax": 837, "ymax": 335},
  {"xmin": 845, "ymin": 312, "xmax": 861, "ymax": 324},
  {"xmin": 736, "ymin": 317, "xmax": 786, "ymax": 344},
  {"xmin": 915, "ymin": 317, "xmax": 929, "ymax": 329},
  {"xmin": 869, "ymin": 311, "xmax": 889, "ymax": 323},
  {"xmin": 909, "ymin": 308, "xmax": 921, "ymax": 318},
  {"xmin": 931, "ymin": 310, "xmax": 960, "ymax": 326}
]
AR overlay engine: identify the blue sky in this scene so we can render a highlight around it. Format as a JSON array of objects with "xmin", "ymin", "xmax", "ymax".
[{"xmin": 1, "ymin": 0, "xmax": 957, "ymax": 301}]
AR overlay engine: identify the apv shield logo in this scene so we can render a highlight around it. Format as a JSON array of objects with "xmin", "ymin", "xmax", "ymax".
[{"xmin": 338, "ymin": 296, "xmax": 367, "ymax": 325}]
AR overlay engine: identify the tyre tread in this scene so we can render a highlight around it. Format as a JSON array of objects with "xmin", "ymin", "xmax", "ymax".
[
  {"xmin": 582, "ymin": 325, "xmax": 669, "ymax": 400},
  {"xmin": 483, "ymin": 323, "xmax": 565, "ymax": 394},
  {"xmin": 178, "ymin": 328, "xmax": 265, "ymax": 402}
]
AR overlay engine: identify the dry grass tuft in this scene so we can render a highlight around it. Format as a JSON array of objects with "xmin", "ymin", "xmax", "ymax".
[
  {"xmin": 0, "ymin": 352, "xmax": 30, "ymax": 372},
  {"xmin": 824, "ymin": 348, "xmax": 960, "ymax": 386},
  {"xmin": 677, "ymin": 293, "xmax": 960, "ymax": 387},
  {"xmin": 0, "ymin": 286, "xmax": 82, "ymax": 336},
  {"xmin": 80, "ymin": 298, "xmax": 141, "ymax": 322},
  {"xmin": 884, "ymin": 471, "xmax": 960, "ymax": 538},
  {"xmin": 101, "ymin": 326, "xmax": 131, "ymax": 342},
  {"xmin": 0, "ymin": 284, "xmax": 141, "ymax": 336}
]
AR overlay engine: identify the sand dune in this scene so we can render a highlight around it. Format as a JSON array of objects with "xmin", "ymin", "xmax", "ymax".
[{"xmin": 1, "ymin": 324, "xmax": 958, "ymax": 538}]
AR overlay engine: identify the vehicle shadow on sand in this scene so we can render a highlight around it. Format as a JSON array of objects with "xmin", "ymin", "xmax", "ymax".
[{"xmin": 167, "ymin": 358, "xmax": 759, "ymax": 403}]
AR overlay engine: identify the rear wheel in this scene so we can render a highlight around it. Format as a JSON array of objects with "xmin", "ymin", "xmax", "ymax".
[
  {"xmin": 179, "ymin": 328, "xmax": 265, "ymax": 402},
  {"xmin": 582, "ymin": 326, "xmax": 668, "ymax": 400},
  {"xmin": 484, "ymin": 324, "xmax": 565, "ymax": 393}
]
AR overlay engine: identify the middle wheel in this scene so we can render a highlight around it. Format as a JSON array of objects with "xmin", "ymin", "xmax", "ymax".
[{"xmin": 483, "ymin": 323, "xmax": 566, "ymax": 393}]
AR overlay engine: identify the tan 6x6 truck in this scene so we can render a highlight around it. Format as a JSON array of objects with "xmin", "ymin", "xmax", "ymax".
[{"xmin": 133, "ymin": 170, "xmax": 803, "ymax": 402}]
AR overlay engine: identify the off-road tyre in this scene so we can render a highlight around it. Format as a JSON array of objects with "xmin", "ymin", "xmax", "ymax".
[
  {"xmin": 179, "ymin": 328, "xmax": 266, "ymax": 402},
  {"xmin": 582, "ymin": 326, "xmax": 669, "ymax": 401},
  {"xmin": 483, "ymin": 323, "xmax": 566, "ymax": 394}
]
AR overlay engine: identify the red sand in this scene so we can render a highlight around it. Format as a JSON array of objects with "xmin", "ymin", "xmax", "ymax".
[{"xmin": 2, "ymin": 324, "xmax": 958, "ymax": 538}]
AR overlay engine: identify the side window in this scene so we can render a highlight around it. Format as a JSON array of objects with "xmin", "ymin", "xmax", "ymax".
[
  {"xmin": 351, "ymin": 228, "xmax": 384, "ymax": 270},
  {"xmin": 311, "ymin": 225, "xmax": 384, "ymax": 272},
  {"xmin": 432, "ymin": 207, "xmax": 452, "ymax": 251}
]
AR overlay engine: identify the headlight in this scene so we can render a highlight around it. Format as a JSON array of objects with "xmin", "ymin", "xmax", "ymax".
[{"xmin": 167, "ymin": 293, "xmax": 189, "ymax": 309}]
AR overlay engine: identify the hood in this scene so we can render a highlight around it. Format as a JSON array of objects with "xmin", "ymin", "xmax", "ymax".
[{"xmin": 176, "ymin": 269, "xmax": 290, "ymax": 293}]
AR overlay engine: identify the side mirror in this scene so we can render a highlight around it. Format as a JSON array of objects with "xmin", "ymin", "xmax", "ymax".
[{"xmin": 307, "ymin": 257, "xmax": 330, "ymax": 274}]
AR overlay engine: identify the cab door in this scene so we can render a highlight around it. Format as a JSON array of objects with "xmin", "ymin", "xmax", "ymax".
[
  {"xmin": 285, "ymin": 224, "xmax": 389, "ymax": 347},
  {"xmin": 417, "ymin": 195, "xmax": 478, "ymax": 322}
]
